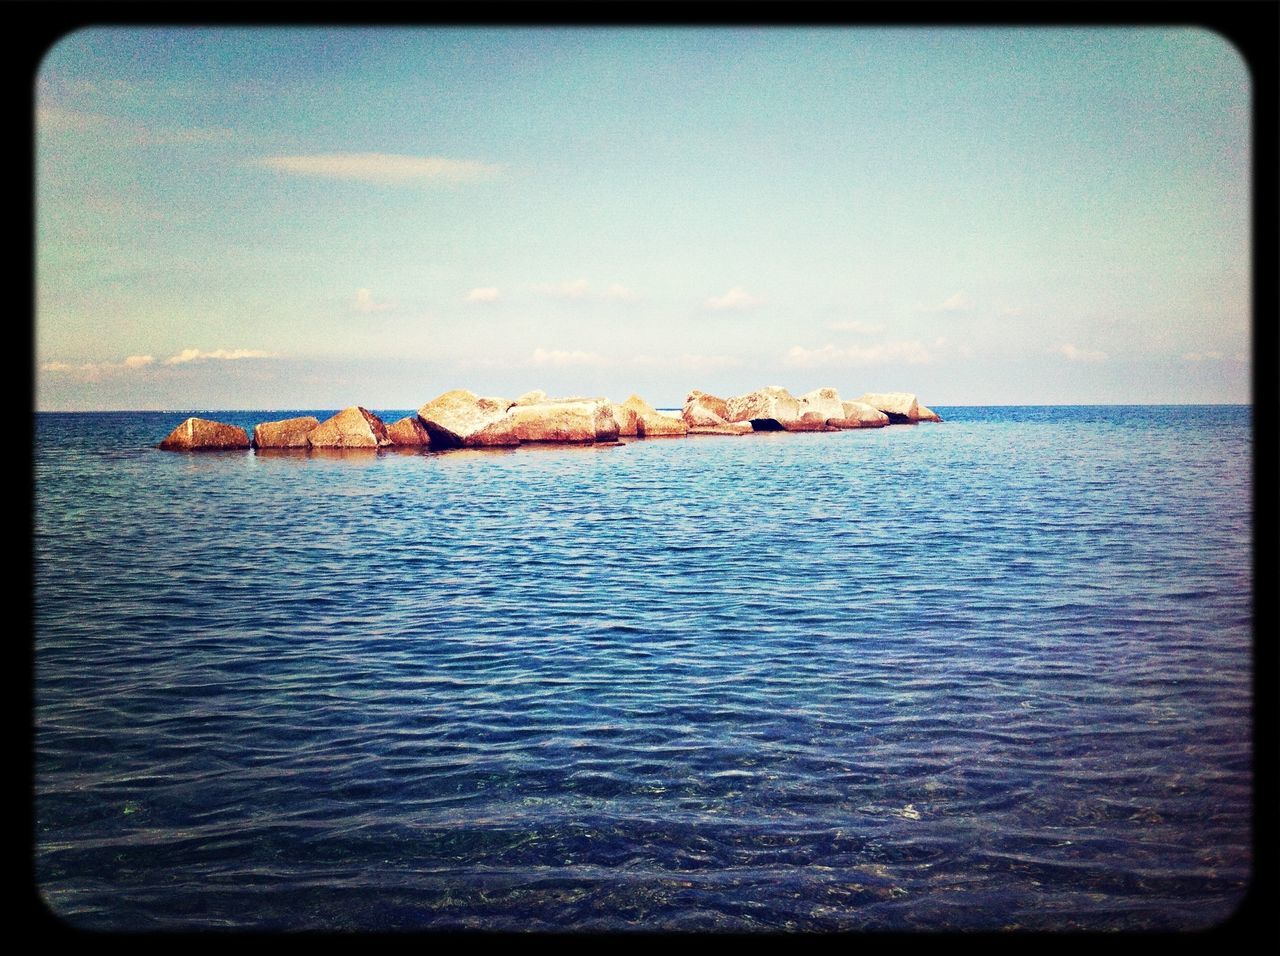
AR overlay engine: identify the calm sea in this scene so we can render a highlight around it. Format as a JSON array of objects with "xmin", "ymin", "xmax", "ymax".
[{"xmin": 33, "ymin": 405, "xmax": 1253, "ymax": 932}]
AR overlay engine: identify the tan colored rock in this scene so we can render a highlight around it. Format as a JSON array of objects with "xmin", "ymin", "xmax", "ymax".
[
  {"xmin": 682, "ymin": 389, "xmax": 733, "ymax": 428},
  {"xmin": 916, "ymin": 404, "xmax": 943, "ymax": 423},
  {"xmin": 387, "ymin": 416, "xmax": 432, "ymax": 446},
  {"xmin": 159, "ymin": 417, "xmax": 250, "ymax": 451},
  {"xmin": 798, "ymin": 387, "xmax": 846, "ymax": 422},
  {"xmin": 611, "ymin": 402, "xmax": 640, "ymax": 437},
  {"xmin": 514, "ymin": 389, "xmax": 548, "ymax": 405},
  {"xmin": 621, "ymin": 394, "xmax": 688, "ymax": 438},
  {"xmin": 829, "ymin": 401, "xmax": 890, "ymax": 428},
  {"xmin": 252, "ymin": 416, "xmax": 319, "ymax": 448},
  {"xmin": 855, "ymin": 391, "xmax": 921, "ymax": 423},
  {"xmin": 417, "ymin": 389, "xmax": 517, "ymax": 448},
  {"xmin": 687, "ymin": 421, "xmax": 753, "ymax": 435},
  {"xmin": 308, "ymin": 406, "xmax": 392, "ymax": 448},
  {"xmin": 482, "ymin": 398, "xmax": 620, "ymax": 444},
  {"xmin": 724, "ymin": 385, "xmax": 802, "ymax": 429}
]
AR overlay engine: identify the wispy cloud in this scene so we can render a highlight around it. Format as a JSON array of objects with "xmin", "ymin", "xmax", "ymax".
[
  {"xmin": 164, "ymin": 348, "xmax": 271, "ymax": 365},
  {"xmin": 530, "ymin": 347, "xmax": 609, "ymax": 367},
  {"xmin": 353, "ymin": 288, "xmax": 396, "ymax": 313},
  {"xmin": 786, "ymin": 340, "xmax": 939, "ymax": 367},
  {"xmin": 123, "ymin": 354, "xmax": 155, "ymax": 369},
  {"xmin": 916, "ymin": 292, "xmax": 973, "ymax": 314},
  {"xmin": 37, "ymin": 105, "xmax": 233, "ymax": 145},
  {"xmin": 532, "ymin": 279, "xmax": 638, "ymax": 302},
  {"xmin": 466, "ymin": 287, "xmax": 501, "ymax": 303},
  {"xmin": 255, "ymin": 153, "xmax": 501, "ymax": 184},
  {"xmin": 42, "ymin": 354, "xmax": 158, "ymax": 380},
  {"xmin": 827, "ymin": 319, "xmax": 885, "ymax": 334},
  {"xmin": 1054, "ymin": 343, "xmax": 1107, "ymax": 363},
  {"xmin": 706, "ymin": 287, "xmax": 761, "ymax": 311}
]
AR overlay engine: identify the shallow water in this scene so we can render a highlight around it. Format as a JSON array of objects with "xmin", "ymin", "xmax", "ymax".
[{"xmin": 34, "ymin": 406, "xmax": 1253, "ymax": 931}]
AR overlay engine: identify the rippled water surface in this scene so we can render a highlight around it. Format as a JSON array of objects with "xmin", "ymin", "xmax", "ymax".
[{"xmin": 34, "ymin": 406, "xmax": 1253, "ymax": 931}]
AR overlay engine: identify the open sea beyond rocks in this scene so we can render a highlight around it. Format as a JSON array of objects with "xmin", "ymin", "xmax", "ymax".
[{"xmin": 33, "ymin": 405, "xmax": 1253, "ymax": 932}]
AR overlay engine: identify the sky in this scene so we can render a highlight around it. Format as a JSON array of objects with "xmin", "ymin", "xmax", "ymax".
[{"xmin": 35, "ymin": 26, "xmax": 1252, "ymax": 411}]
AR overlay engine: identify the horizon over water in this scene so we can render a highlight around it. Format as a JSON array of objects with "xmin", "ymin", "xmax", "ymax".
[{"xmin": 34, "ymin": 405, "xmax": 1253, "ymax": 931}]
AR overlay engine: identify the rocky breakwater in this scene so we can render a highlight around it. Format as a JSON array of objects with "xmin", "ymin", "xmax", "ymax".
[
  {"xmin": 416, "ymin": 389, "xmax": 622, "ymax": 448},
  {"xmin": 854, "ymin": 392, "xmax": 943, "ymax": 424},
  {"xmin": 681, "ymin": 385, "xmax": 908, "ymax": 433},
  {"xmin": 159, "ymin": 417, "xmax": 251, "ymax": 450},
  {"xmin": 252, "ymin": 416, "xmax": 320, "ymax": 449},
  {"xmin": 307, "ymin": 406, "xmax": 393, "ymax": 448}
]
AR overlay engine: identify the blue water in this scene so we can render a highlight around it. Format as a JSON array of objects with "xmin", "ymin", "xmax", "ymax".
[{"xmin": 34, "ymin": 406, "xmax": 1253, "ymax": 931}]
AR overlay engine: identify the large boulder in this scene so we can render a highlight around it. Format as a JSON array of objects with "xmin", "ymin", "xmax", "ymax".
[
  {"xmin": 159, "ymin": 417, "xmax": 250, "ymax": 451},
  {"xmin": 252, "ymin": 416, "xmax": 319, "ymax": 448},
  {"xmin": 797, "ymin": 387, "xmax": 846, "ymax": 422},
  {"xmin": 487, "ymin": 398, "xmax": 620, "ymax": 444},
  {"xmin": 687, "ymin": 421, "xmax": 753, "ymax": 435},
  {"xmin": 621, "ymin": 394, "xmax": 687, "ymax": 438},
  {"xmin": 725, "ymin": 386, "xmax": 831, "ymax": 431},
  {"xmin": 854, "ymin": 392, "xmax": 924, "ymax": 424},
  {"xmin": 417, "ymin": 389, "xmax": 517, "ymax": 448},
  {"xmin": 682, "ymin": 389, "xmax": 733, "ymax": 428},
  {"xmin": 828, "ymin": 401, "xmax": 890, "ymax": 429},
  {"xmin": 386, "ymin": 415, "xmax": 432, "ymax": 447},
  {"xmin": 308, "ymin": 406, "xmax": 392, "ymax": 448},
  {"xmin": 916, "ymin": 404, "xmax": 943, "ymax": 423}
]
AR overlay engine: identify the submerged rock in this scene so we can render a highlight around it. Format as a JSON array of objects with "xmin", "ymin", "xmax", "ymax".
[
  {"xmin": 308, "ymin": 406, "xmax": 392, "ymax": 448},
  {"xmin": 386, "ymin": 415, "xmax": 432, "ymax": 447},
  {"xmin": 159, "ymin": 417, "xmax": 250, "ymax": 451},
  {"xmin": 828, "ymin": 400, "xmax": 890, "ymax": 429},
  {"xmin": 417, "ymin": 389, "xmax": 517, "ymax": 448},
  {"xmin": 621, "ymin": 394, "xmax": 687, "ymax": 438},
  {"xmin": 252, "ymin": 416, "xmax": 319, "ymax": 448}
]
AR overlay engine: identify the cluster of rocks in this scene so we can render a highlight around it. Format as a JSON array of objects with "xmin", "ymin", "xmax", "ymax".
[{"xmin": 158, "ymin": 386, "xmax": 940, "ymax": 451}]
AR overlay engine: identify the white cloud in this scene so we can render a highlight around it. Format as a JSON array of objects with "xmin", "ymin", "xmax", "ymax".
[
  {"xmin": 354, "ymin": 288, "xmax": 396, "ymax": 313},
  {"xmin": 531, "ymin": 348, "xmax": 609, "ymax": 366},
  {"xmin": 40, "ymin": 361, "xmax": 75, "ymax": 373},
  {"xmin": 827, "ymin": 319, "xmax": 885, "ymax": 334},
  {"xmin": 256, "ymin": 153, "xmax": 500, "ymax": 184},
  {"xmin": 123, "ymin": 354, "xmax": 154, "ymax": 368},
  {"xmin": 164, "ymin": 348, "xmax": 271, "ymax": 365},
  {"xmin": 786, "ymin": 340, "xmax": 938, "ymax": 367},
  {"xmin": 706, "ymin": 287, "xmax": 761, "ymax": 310},
  {"xmin": 1054, "ymin": 343, "xmax": 1107, "ymax": 363},
  {"xmin": 466, "ymin": 287, "xmax": 500, "ymax": 302},
  {"xmin": 917, "ymin": 292, "xmax": 973, "ymax": 313},
  {"xmin": 1183, "ymin": 350, "xmax": 1225, "ymax": 361}
]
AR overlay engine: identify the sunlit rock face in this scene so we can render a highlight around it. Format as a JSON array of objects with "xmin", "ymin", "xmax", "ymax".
[
  {"xmin": 682, "ymin": 389, "xmax": 733, "ymax": 428},
  {"xmin": 308, "ymin": 407, "xmax": 392, "ymax": 448},
  {"xmin": 854, "ymin": 392, "xmax": 923, "ymax": 424},
  {"xmin": 612, "ymin": 402, "xmax": 640, "ymax": 437},
  {"xmin": 687, "ymin": 421, "xmax": 753, "ymax": 435},
  {"xmin": 797, "ymin": 387, "xmax": 846, "ymax": 423},
  {"xmin": 621, "ymin": 394, "xmax": 688, "ymax": 438},
  {"xmin": 725, "ymin": 385, "xmax": 817, "ymax": 431},
  {"xmin": 485, "ymin": 398, "xmax": 620, "ymax": 444},
  {"xmin": 417, "ymin": 389, "xmax": 517, "ymax": 448},
  {"xmin": 386, "ymin": 416, "xmax": 432, "ymax": 447},
  {"xmin": 159, "ymin": 417, "xmax": 251, "ymax": 451},
  {"xmin": 252, "ymin": 416, "xmax": 319, "ymax": 448},
  {"xmin": 828, "ymin": 401, "xmax": 891, "ymax": 429},
  {"xmin": 915, "ymin": 404, "xmax": 943, "ymax": 423}
]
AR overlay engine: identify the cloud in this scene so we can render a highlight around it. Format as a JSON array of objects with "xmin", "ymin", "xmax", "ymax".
[
  {"xmin": 1054, "ymin": 343, "xmax": 1107, "ymax": 363},
  {"xmin": 164, "ymin": 348, "xmax": 271, "ymax": 365},
  {"xmin": 632, "ymin": 352, "xmax": 743, "ymax": 371},
  {"xmin": 530, "ymin": 348, "xmax": 609, "ymax": 367},
  {"xmin": 533, "ymin": 279, "xmax": 639, "ymax": 302},
  {"xmin": 37, "ymin": 105, "xmax": 233, "ymax": 145},
  {"xmin": 827, "ymin": 319, "xmax": 885, "ymax": 334},
  {"xmin": 706, "ymin": 287, "xmax": 761, "ymax": 310},
  {"xmin": 354, "ymin": 288, "xmax": 396, "ymax": 313},
  {"xmin": 255, "ymin": 153, "xmax": 500, "ymax": 184},
  {"xmin": 41, "ymin": 355, "xmax": 157, "ymax": 380},
  {"xmin": 123, "ymin": 354, "xmax": 154, "ymax": 368},
  {"xmin": 466, "ymin": 287, "xmax": 501, "ymax": 302},
  {"xmin": 786, "ymin": 340, "xmax": 938, "ymax": 367},
  {"xmin": 916, "ymin": 292, "xmax": 973, "ymax": 313}
]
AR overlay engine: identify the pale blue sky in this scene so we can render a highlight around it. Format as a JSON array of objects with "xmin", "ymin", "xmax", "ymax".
[{"xmin": 36, "ymin": 26, "xmax": 1251, "ymax": 410}]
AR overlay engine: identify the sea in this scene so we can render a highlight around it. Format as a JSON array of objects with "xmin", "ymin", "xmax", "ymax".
[{"xmin": 33, "ymin": 405, "xmax": 1254, "ymax": 932}]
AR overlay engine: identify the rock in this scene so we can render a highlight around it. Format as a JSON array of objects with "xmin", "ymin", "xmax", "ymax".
[
  {"xmin": 417, "ymin": 389, "xmax": 517, "ymax": 448},
  {"xmin": 308, "ymin": 406, "xmax": 392, "ymax": 448},
  {"xmin": 687, "ymin": 421, "xmax": 753, "ymax": 435},
  {"xmin": 854, "ymin": 391, "xmax": 922, "ymax": 424},
  {"xmin": 798, "ymin": 387, "xmax": 847, "ymax": 422},
  {"xmin": 486, "ymin": 398, "xmax": 620, "ymax": 444},
  {"xmin": 611, "ymin": 402, "xmax": 640, "ymax": 437},
  {"xmin": 725, "ymin": 385, "xmax": 833, "ymax": 431},
  {"xmin": 386, "ymin": 415, "xmax": 432, "ymax": 447},
  {"xmin": 159, "ymin": 417, "xmax": 250, "ymax": 451},
  {"xmin": 682, "ymin": 389, "xmax": 733, "ymax": 428},
  {"xmin": 828, "ymin": 400, "xmax": 890, "ymax": 429},
  {"xmin": 252, "ymin": 416, "xmax": 319, "ymax": 448},
  {"xmin": 621, "ymin": 394, "xmax": 688, "ymax": 438},
  {"xmin": 514, "ymin": 389, "xmax": 548, "ymax": 405},
  {"xmin": 916, "ymin": 404, "xmax": 943, "ymax": 423}
]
